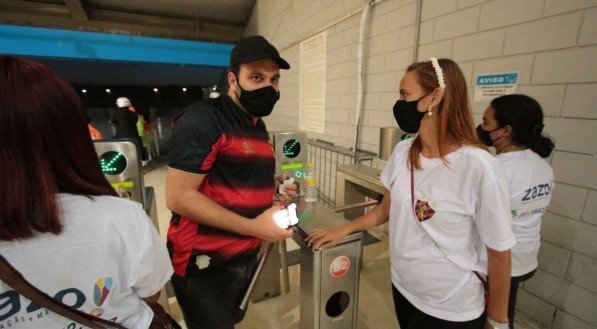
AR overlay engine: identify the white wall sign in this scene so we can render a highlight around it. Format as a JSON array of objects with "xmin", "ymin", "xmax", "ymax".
[
  {"xmin": 299, "ymin": 32, "xmax": 326, "ymax": 134},
  {"xmin": 474, "ymin": 72, "xmax": 519, "ymax": 102}
]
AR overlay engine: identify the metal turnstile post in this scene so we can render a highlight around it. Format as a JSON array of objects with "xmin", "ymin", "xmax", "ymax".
[{"xmin": 293, "ymin": 201, "xmax": 363, "ymax": 329}]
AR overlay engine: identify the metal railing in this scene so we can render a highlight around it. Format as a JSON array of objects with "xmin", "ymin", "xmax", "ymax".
[{"xmin": 307, "ymin": 139, "xmax": 376, "ymax": 207}]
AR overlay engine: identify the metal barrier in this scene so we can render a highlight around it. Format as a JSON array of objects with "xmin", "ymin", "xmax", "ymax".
[
  {"xmin": 250, "ymin": 132, "xmax": 310, "ymax": 303},
  {"xmin": 307, "ymin": 139, "xmax": 376, "ymax": 207},
  {"xmin": 93, "ymin": 139, "xmax": 170, "ymax": 313},
  {"xmin": 94, "ymin": 139, "xmax": 145, "ymax": 206},
  {"xmin": 293, "ymin": 200, "xmax": 363, "ymax": 329}
]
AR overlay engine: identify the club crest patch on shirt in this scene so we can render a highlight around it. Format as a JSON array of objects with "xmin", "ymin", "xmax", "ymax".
[{"xmin": 415, "ymin": 199, "xmax": 435, "ymax": 222}]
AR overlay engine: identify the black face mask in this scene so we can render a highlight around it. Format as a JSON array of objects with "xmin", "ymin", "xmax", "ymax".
[
  {"xmin": 476, "ymin": 125, "xmax": 502, "ymax": 146},
  {"xmin": 236, "ymin": 81, "xmax": 280, "ymax": 118},
  {"xmin": 392, "ymin": 93, "xmax": 429, "ymax": 133}
]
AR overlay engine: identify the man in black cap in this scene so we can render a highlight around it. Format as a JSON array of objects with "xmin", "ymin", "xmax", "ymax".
[{"xmin": 166, "ymin": 35, "xmax": 296, "ymax": 328}]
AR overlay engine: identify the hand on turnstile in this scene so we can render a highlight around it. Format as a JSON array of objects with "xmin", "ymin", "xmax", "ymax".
[
  {"xmin": 252, "ymin": 205, "xmax": 294, "ymax": 242},
  {"xmin": 305, "ymin": 226, "xmax": 351, "ymax": 251}
]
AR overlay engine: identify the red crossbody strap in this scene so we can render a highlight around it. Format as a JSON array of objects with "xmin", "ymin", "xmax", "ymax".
[{"xmin": 410, "ymin": 163, "xmax": 415, "ymax": 213}]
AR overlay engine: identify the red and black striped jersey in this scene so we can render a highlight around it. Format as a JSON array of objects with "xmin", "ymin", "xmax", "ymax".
[{"xmin": 167, "ymin": 96, "xmax": 275, "ymax": 276}]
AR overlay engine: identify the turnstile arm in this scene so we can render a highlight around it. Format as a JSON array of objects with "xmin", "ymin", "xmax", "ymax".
[{"xmin": 235, "ymin": 242, "xmax": 275, "ymax": 323}]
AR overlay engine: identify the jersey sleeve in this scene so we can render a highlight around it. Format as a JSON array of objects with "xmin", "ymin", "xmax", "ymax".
[{"xmin": 168, "ymin": 105, "xmax": 224, "ymax": 174}]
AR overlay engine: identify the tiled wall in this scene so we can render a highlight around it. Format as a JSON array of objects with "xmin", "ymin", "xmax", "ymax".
[{"xmin": 245, "ymin": 1, "xmax": 597, "ymax": 327}]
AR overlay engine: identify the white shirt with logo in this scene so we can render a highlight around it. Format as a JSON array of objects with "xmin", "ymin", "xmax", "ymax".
[
  {"xmin": 380, "ymin": 139, "xmax": 515, "ymax": 322},
  {"xmin": 496, "ymin": 149, "xmax": 554, "ymax": 277},
  {"xmin": 0, "ymin": 194, "xmax": 173, "ymax": 329}
]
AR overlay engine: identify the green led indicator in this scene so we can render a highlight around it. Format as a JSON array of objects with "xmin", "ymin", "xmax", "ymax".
[
  {"xmin": 283, "ymin": 139, "xmax": 301, "ymax": 158},
  {"xmin": 281, "ymin": 162, "xmax": 304, "ymax": 170},
  {"xmin": 99, "ymin": 151, "xmax": 127, "ymax": 175}
]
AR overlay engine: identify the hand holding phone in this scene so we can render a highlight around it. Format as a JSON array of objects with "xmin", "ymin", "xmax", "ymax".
[{"xmin": 273, "ymin": 203, "xmax": 299, "ymax": 229}]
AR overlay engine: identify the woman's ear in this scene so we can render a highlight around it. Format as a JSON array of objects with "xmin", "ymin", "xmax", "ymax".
[
  {"xmin": 430, "ymin": 88, "xmax": 444, "ymax": 107},
  {"xmin": 502, "ymin": 124, "xmax": 513, "ymax": 137}
]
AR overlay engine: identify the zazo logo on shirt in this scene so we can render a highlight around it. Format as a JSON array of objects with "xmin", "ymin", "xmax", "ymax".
[
  {"xmin": 415, "ymin": 199, "xmax": 435, "ymax": 222},
  {"xmin": 330, "ymin": 256, "xmax": 350, "ymax": 278},
  {"xmin": 0, "ymin": 277, "xmax": 117, "ymax": 325},
  {"xmin": 522, "ymin": 183, "xmax": 551, "ymax": 202}
]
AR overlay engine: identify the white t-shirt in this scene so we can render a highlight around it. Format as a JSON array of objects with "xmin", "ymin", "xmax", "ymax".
[
  {"xmin": 496, "ymin": 149, "xmax": 554, "ymax": 277},
  {"xmin": 0, "ymin": 194, "xmax": 173, "ymax": 329},
  {"xmin": 380, "ymin": 139, "xmax": 515, "ymax": 322}
]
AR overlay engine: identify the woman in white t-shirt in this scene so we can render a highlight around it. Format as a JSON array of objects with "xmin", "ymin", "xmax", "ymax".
[
  {"xmin": 477, "ymin": 94, "xmax": 555, "ymax": 329},
  {"xmin": 306, "ymin": 58, "xmax": 514, "ymax": 329},
  {"xmin": 0, "ymin": 56, "xmax": 173, "ymax": 329}
]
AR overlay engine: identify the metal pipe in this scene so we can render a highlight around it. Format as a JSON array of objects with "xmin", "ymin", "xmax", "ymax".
[
  {"xmin": 278, "ymin": 0, "xmax": 391, "ymax": 53},
  {"xmin": 235, "ymin": 242, "xmax": 274, "ymax": 323},
  {"xmin": 352, "ymin": 0, "xmax": 373, "ymax": 161},
  {"xmin": 334, "ymin": 199, "xmax": 379, "ymax": 213},
  {"xmin": 412, "ymin": 0, "xmax": 423, "ymax": 62},
  {"xmin": 280, "ymin": 240, "xmax": 290, "ymax": 294}
]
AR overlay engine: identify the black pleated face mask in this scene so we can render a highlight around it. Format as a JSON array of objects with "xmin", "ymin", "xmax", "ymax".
[
  {"xmin": 237, "ymin": 82, "xmax": 280, "ymax": 118},
  {"xmin": 392, "ymin": 93, "xmax": 429, "ymax": 133},
  {"xmin": 476, "ymin": 125, "xmax": 502, "ymax": 146}
]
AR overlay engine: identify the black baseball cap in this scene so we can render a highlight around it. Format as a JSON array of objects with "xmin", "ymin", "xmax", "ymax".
[{"xmin": 230, "ymin": 35, "xmax": 290, "ymax": 70}]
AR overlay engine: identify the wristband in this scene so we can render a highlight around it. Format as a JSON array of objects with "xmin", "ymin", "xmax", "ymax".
[{"xmin": 487, "ymin": 317, "xmax": 509, "ymax": 329}]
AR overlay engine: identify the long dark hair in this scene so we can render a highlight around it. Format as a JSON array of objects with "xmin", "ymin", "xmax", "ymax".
[
  {"xmin": 491, "ymin": 94, "xmax": 555, "ymax": 158},
  {"xmin": 407, "ymin": 59, "xmax": 486, "ymax": 169},
  {"xmin": 0, "ymin": 56, "xmax": 116, "ymax": 241}
]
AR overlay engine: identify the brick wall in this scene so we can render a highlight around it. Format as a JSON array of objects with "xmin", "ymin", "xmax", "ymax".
[{"xmin": 245, "ymin": 1, "xmax": 597, "ymax": 327}]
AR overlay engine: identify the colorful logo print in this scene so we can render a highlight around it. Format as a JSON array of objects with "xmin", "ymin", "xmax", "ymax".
[
  {"xmin": 415, "ymin": 199, "xmax": 435, "ymax": 222},
  {"xmin": 91, "ymin": 277, "xmax": 113, "ymax": 316}
]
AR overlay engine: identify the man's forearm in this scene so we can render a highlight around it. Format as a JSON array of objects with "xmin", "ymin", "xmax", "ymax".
[
  {"xmin": 169, "ymin": 190, "xmax": 253, "ymax": 236},
  {"xmin": 487, "ymin": 248, "xmax": 511, "ymax": 323}
]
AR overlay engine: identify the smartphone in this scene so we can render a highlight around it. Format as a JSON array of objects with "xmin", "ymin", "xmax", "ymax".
[{"xmin": 273, "ymin": 203, "xmax": 299, "ymax": 229}]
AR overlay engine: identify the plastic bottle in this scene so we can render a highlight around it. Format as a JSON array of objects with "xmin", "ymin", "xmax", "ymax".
[{"xmin": 303, "ymin": 163, "xmax": 317, "ymax": 202}]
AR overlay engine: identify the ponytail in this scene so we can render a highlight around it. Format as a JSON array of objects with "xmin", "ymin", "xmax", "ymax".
[
  {"xmin": 527, "ymin": 123, "xmax": 555, "ymax": 158},
  {"xmin": 491, "ymin": 94, "xmax": 555, "ymax": 158}
]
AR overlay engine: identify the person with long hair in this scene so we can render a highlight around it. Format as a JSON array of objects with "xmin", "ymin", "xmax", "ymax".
[
  {"xmin": 0, "ymin": 56, "xmax": 172, "ymax": 328},
  {"xmin": 306, "ymin": 58, "xmax": 514, "ymax": 329},
  {"xmin": 477, "ymin": 94, "xmax": 555, "ymax": 329}
]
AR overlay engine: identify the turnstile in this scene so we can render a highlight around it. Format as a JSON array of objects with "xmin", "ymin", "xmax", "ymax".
[
  {"xmin": 252, "ymin": 131, "xmax": 309, "ymax": 302},
  {"xmin": 93, "ymin": 139, "xmax": 169, "ymax": 312},
  {"xmin": 294, "ymin": 201, "xmax": 363, "ymax": 329},
  {"xmin": 93, "ymin": 139, "xmax": 145, "ymax": 206}
]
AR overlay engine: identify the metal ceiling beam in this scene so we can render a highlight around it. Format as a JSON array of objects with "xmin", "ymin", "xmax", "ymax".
[
  {"xmin": 0, "ymin": 0, "xmax": 244, "ymax": 43},
  {"xmin": 64, "ymin": 0, "xmax": 89, "ymax": 20}
]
